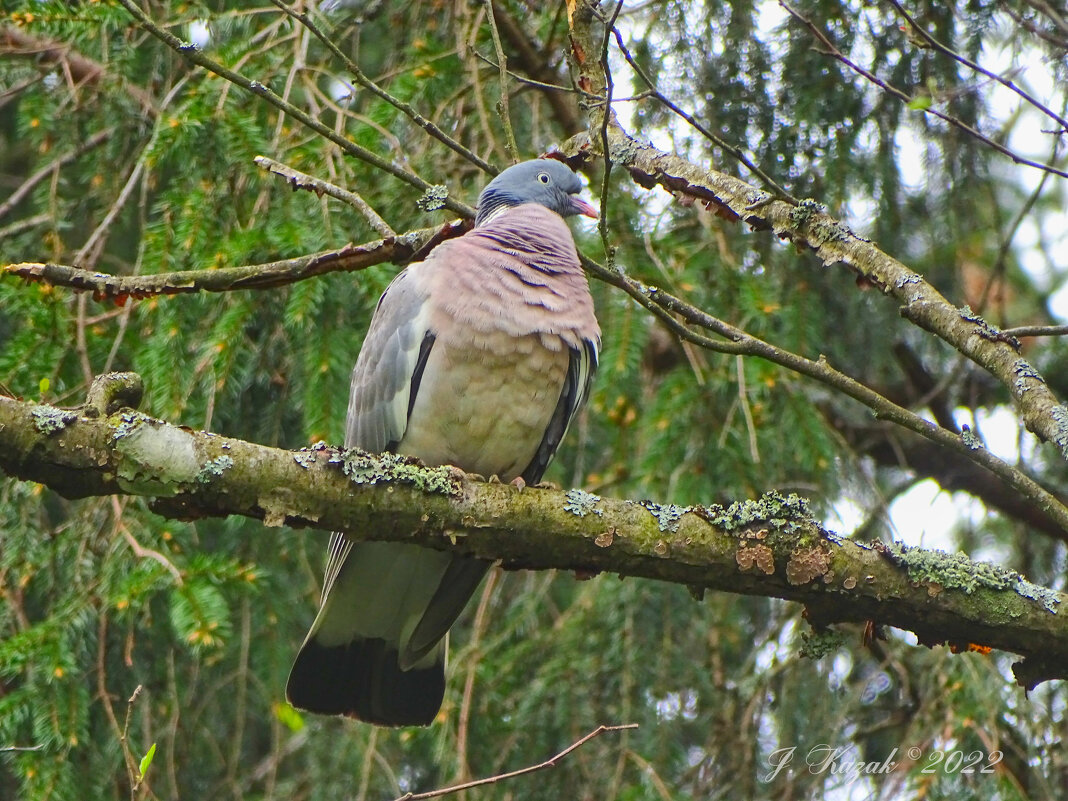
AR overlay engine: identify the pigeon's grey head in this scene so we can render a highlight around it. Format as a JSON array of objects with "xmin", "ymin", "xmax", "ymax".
[{"xmin": 475, "ymin": 159, "xmax": 598, "ymax": 226}]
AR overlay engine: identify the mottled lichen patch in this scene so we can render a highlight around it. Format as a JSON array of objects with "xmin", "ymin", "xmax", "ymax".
[
  {"xmin": 961, "ymin": 426, "xmax": 983, "ymax": 450},
  {"xmin": 111, "ymin": 411, "xmax": 148, "ymax": 440},
  {"xmin": 641, "ymin": 501, "xmax": 689, "ymax": 533},
  {"xmin": 31, "ymin": 405, "xmax": 77, "ymax": 434},
  {"xmin": 1050, "ymin": 404, "xmax": 1068, "ymax": 461},
  {"xmin": 416, "ymin": 184, "xmax": 449, "ymax": 212},
  {"xmin": 787, "ymin": 546, "xmax": 832, "ymax": 585},
  {"xmin": 564, "ymin": 488, "xmax": 603, "ymax": 517},
  {"xmin": 789, "ymin": 197, "xmax": 824, "ymax": 226},
  {"xmin": 332, "ymin": 448, "xmax": 459, "ymax": 496},
  {"xmin": 292, "ymin": 450, "xmax": 318, "ymax": 469},
  {"xmin": 884, "ymin": 542, "xmax": 1060, "ymax": 613},
  {"xmin": 698, "ymin": 490, "xmax": 817, "ymax": 534},
  {"xmin": 1012, "ymin": 358, "xmax": 1044, "ymax": 393},
  {"xmin": 197, "ymin": 455, "xmax": 234, "ymax": 483}
]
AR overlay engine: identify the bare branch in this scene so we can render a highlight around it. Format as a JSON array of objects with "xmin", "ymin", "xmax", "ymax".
[
  {"xmin": 560, "ymin": 124, "xmax": 1068, "ymax": 480},
  {"xmin": 1002, "ymin": 324, "xmax": 1068, "ymax": 338},
  {"xmin": 393, "ymin": 724, "xmax": 639, "ymax": 801},
  {"xmin": 254, "ymin": 155, "xmax": 396, "ymax": 237},
  {"xmin": 1, "ymin": 221, "xmax": 467, "ymax": 300},
  {"xmin": 482, "ymin": 0, "xmax": 520, "ymax": 161}
]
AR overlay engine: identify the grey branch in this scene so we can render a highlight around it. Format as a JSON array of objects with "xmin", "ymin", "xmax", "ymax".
[{"xmin": 1, "ymin": 374, "xmax": 1066, "ymax": 691}]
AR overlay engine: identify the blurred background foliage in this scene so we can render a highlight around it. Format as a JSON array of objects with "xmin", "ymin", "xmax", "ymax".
[{"xmin": 2, "ymin": 0, "xmax": 1067, "ymax": 798}]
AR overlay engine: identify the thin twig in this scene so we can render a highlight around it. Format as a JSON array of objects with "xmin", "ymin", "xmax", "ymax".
[
  {"xmin": 268, "ymin": 0, "xmax": 496, "ymax": 175},
  {"xmin": 482, "ymin": 0, "xmax": 520, "ymax": 161},
  {"xmin": 392, "ymin": 724, "xmax": 639, "ymax": 801},
  {"xmin": 254, "ymin": 155, "xmax": 396, "ymax": 236},
  {"xmin": 120, "ymin": 685, "xmax": 145, "ymax": 799},
  {"xmin": 114, "ymin": 0, "xmax": 476, "ymax": 218},
  {"xmin": 736, "ymin": 355, "xmax": 760, "ymax": 463},
  {"xmin": 779, "ymin": 0, "xmax": 1068, "ymax": 181},
  {"xmin": 596, "ymin": 1, "xmax": 625, "ymax": 263},
  {"xmin": 1002, "ymin": 324, "xmax": 1068, "ymax": 338},
  {"xmin": 472, "ymin": 51, "xmax": 578, "ymax": 94}
]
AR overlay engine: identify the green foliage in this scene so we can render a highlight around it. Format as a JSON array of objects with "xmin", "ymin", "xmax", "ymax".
[{"xmin": 2, "ymin": 0, "xmax": 1068, "ymax": 799}]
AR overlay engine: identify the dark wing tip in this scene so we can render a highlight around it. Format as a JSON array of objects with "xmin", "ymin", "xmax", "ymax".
[{"xmin": 286, "ymin": 638, "xmax": 444, "ymax": 726}]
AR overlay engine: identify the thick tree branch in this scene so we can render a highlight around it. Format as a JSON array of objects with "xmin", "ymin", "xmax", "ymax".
[{"xmin": 1, "ymin": 374, "xmax": 1065, "ymax": 690}]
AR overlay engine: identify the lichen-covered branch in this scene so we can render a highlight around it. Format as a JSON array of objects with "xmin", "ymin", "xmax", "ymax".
[
  {"xmin": 561, "ymin": 121, "xmax": 1068, "ymax": 463},
  {"xmin": 1, "ymin": 373, "xmax": 1065, "ymax": 690},
  {"xmin": 564, "ymin": 0, "xmax": 1068, "ymax": 461}
]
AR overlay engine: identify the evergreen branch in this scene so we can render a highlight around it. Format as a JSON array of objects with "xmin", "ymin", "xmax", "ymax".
[
  {"xmin": 266, "ymin": 0, "xmax": 498, "ymax": 176},
  {"xmin": 113, "ymin": 0, "xmax": 477, "ymax": 219},
  {"xmin": 885, "ymin": 0, "xmax": 1068, "ymax": 135},
  {"xmin": 2, "ymin": 376, "xmax": 1066, "ymax": 690},
  {"xmin": 606, "ymin": 25, "xmax": 797, "ymax": 203},
  {"xmin": 1, "ymin": 222, "xmax": 466, "ymax": 300},
  {"xmin": 0, "ymin": 127, "xmax": 113, "ymax": 222},
  {"xmin": 393, "ymin": 724, "xmax": 639, "ymax": 801},
  {"xmin": 254, "ymin": 155, "xmax": 396, "ymax": 237},
  {"xmin": 779, "ymin": 1, "xmax": 1068, "ymax": 181},
  {"xmin": 0, "ymin": 25, "xmax": 155, "ymax": 110}
]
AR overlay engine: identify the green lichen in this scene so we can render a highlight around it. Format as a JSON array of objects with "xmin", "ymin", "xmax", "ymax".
[
  {"xmin": 811, "ymin": 217, "xmax": 853, "ymax": 245},
  {"xmin": 31, "ymin": 405, "xmax": 77, "ymax": 434},
  {"xmin": 788, "ymin": 198, "xmax": 824, "ymax": 227},
  {"xmin": 700, "ymin": 490, "xmax": 816, "ymax": 534},
  {"xmin": 640, "ymin": 501, "xmax": 689, "ymax": 533},
  {"xmin": 564, "ymin": 489, "xmax": 603, "ymax": 518},
  {"xmin": 1050, "ymin": 404, "xmax": 1068, "ymax": 460},
  {"xmin": 798, "ymin": 629, "xmax": 847, "ymax": 660},
  {"xmin": 333, "ymin": 449, "xmax": 458, "ymax": 495},
  {"xmin": 1015, "ymin": 580, "xmax": 1061, "ymax": 613},
  {"xmin": 196, "ymin": 455, "xmax": 234, "ymax": 483},
  {"xmin": 416, "ymin": 185, "xmax": 449, "ymax": 212},
  {"xmin": 961, "ymin": 425, "xmax": 983, "ymax": 450},
  {"xmin": 894, "ymin": 272, "xmax": 922, "ymax": 289},
  {"xmin": 884, "ymin": 542, "xmax": 1060, "ymax": 612},
  {"xmin": 293, "ymin": 450, "xmax": 317, "ymax": 469},
  {"xmin": 111, "ymin": 411, "xmax": 148, "ymax": 440},
  {"xmin": 1013, "ymin": 358, "xmax": 1044, "ymax": 393}
]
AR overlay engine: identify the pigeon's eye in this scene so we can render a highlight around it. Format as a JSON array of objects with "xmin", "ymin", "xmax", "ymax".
[{"xmin": 537, "ymin": 172, "xmax": 551, "ymax": 184}]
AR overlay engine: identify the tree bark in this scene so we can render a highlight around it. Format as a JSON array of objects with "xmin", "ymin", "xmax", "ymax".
[{"xmin": 1, "ymin": 373, "xmax": 1064, "ymax": 690}]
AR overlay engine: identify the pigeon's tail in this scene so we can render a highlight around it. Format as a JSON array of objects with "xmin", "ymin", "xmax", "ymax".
[{"xmin": 285, "ymin": 540, "xmax": 488, "ymax": 726}]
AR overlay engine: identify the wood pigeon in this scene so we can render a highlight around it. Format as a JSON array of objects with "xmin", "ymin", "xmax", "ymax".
[{"xmin": 286, "ymin": 159, "xmax": 601, "ymax": 725}]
